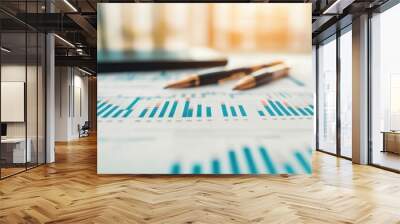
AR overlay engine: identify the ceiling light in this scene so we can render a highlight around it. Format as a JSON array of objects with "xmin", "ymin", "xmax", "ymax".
[
  {"xmin": 63, "ymin": 0, "xmax": 78, "ymax": 12},
  {"xmin": 78, "ymin": 67, "xmax": 93, "ymax": 76},
  {"xmin": 54, "ymin": 34, "xmax": 75, "ymax": 48},
  {"xmin": 323, "ymin": 0, "xmax": 354, "ymax": 15},
  {"xmin": 1, "ymin": 47, "xmax": 11, "ymax": 53}
]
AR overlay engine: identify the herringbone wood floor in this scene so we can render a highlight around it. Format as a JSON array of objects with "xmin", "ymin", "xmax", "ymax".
[{"xmin": 1, "ymin": 135, "xmax": 400, "ymax": 224}]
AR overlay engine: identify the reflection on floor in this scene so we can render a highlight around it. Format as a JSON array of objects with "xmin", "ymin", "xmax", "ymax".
[
  {"xmin": 0, "ymin": 167, "xmax": 25, "ymax": 177},
  {"xmin": 0, "ymin": 162, "xmax": 42, "ymax": 178},
  {"xmin": 0, "ymin": 135, "xmax": 400, "ymax": 223},
  {"xmin": 373, "ymin": 150, "xmax": 400, "ymax": 171}
]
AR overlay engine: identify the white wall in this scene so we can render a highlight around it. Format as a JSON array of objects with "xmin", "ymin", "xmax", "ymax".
[
  {"xmin": 55, "ymin": 66, "xmax": 70, "ymax": 141},
  {"xmin": 71, "ymin": 73, "xmax": 89, "ymax": 138},
  {"xmin": 55, "ymin": 67, "xmax": 89, "ymax": 141},
  {"xmin": 1, "ymin": 64, "xmax": 46, "ymax": 164},
  {"xmin": 1, "ymin": 65, "xmax": 38, "ymax": 137}
]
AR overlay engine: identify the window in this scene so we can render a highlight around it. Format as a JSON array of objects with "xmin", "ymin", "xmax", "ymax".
[
  {"xmin": 371, "ymin": 3, "xmax": 400, "ymax": 171},
  {"xmin": 317, "ymin": 36, "xmax": 337, "ymax": 154},
  {"xmin": 339, "ymin": 28, "xmax": 352, "ymax": 158}
]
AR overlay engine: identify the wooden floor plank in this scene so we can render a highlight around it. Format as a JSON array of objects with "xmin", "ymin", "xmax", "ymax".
[{"xmin": 0, "ymin": 134, "xmax": 400, "ymax": 223}]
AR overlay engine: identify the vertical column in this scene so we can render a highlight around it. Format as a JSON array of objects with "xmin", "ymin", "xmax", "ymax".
[
  {"xmin": 336, "ymin": 28, "xmax": 341, "ymax": 156},
  {"xmin": 46, "ymin": 0, "xmax": 55, "ymax": 163},
  {"xmin": 315, "ymin": 45, "xmax": 319, "ymax": 150},
  {"xmin": 46, "ymin": 32, "xmax": 55, "ymax": 163},
  {"xmin": 352, "ymin": 14, "xmax": 369, "ymax": 164}
]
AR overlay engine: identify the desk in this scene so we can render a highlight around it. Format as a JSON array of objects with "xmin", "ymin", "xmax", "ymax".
[
  {"xmin": 1, "ymin": 138, "xmax": 31, "ymax": 163},
  {"xmin": 382, "ymin": 131, "xmax": 400, "ymax": 154}
]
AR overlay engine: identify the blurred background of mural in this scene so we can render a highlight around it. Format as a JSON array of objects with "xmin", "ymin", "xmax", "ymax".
[{"xmin": 98, "ymin": 4, "xmax": 311, "ymax": 54}]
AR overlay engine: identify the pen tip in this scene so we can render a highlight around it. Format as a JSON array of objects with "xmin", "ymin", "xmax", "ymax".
[
  {"xmin": 164, "ymin": 82, "xmax": 182, "ymax": 89},
  {"xmin": 232, "ymin": 77, "xmax": 254, "ymax": 90}
]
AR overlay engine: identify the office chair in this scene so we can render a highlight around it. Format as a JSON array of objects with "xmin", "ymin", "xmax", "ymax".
[{"xmin": 79, "ymin": 121, "xmax": 90, "ymax": 138}]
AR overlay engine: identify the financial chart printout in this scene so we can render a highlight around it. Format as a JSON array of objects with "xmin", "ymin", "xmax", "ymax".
[{"xmin": 98, "ymin": 55, "xmax": 314, "ymax": 174}]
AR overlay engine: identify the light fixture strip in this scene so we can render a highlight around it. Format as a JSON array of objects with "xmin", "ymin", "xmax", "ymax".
[
  {"xmin": 63, "ymin": 0, "xmax": 78, "ymax": 12},
  {"xmin": 54, "ymin": 34, "xmax": 75, "ymax": 48},
  {"xmin": 322, "ymin": 0, "xmax": 342, "ymax": 14},
  {"xmin": 78, "ymin": 67, "xmax": 93, "ymax": 76},
  {"xmin": 1, "ymin": 47, "xmax": 11, "ymax": 53}
]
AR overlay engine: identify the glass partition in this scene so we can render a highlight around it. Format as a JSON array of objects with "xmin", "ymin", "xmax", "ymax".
[
  {"xmin": 317, "ymin": 36, "xmax": 337, "ymax": 154},
  {"xmin": 0, "ymin": 1, "xmax": 46, "ymax": 179},
  {"xmin": 1, "ymin": 30, "xmax": 28, "ymax": 177},
  {"xmin": 339, "ymin": 28, "xmax": 352, "ymax": 158}
]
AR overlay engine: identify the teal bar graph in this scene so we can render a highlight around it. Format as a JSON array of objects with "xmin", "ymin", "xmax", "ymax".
[
  {"xmin": 158, "ymin": 101, "xmax": 170, "ymax": 118},
  {"xmin": 149, "ymin": 105, "xmax": 159, "ymax": 118},
  {"xmin": 127, "ymin": 97, "xmax": 140, "ymax": 110},
  {"xmin": 221, "ymin": 104, "xmax": 228, "ymax": 118},
  {"xmin": 196, "ymin": 104, "xmax": 202, "ymax": 118},
  {"xmin": 230, "ymin": 106, "xmax": 237, "ymax": 117},
  {"xmin": 99, "ymin": 93, "xmax": 313, "ymax": 120},
  {"xmin": 268, "ymin": 100, "xmax": 283, "ymax": 116},
  {"xmin": 102, "ymin": 105, "xmax": 119, "ymax": 118},
  {"xmin": 297, "ymin": 107, "xmax": 308, "ymax": 116},
  {"xmin": 123, "ymin": 109, "xmax": 133, "ymax": 118},
  {"xmin": 187, "ymin": 108, "xmax": 193, "ymax": 117},
  {"xmin": 228, "ymin": 150, "xmax": 240, "ymax": 174},
  {"xmin": 182, "ymin": 101, "xmax": 190, "ymax": 117},
  {"xmin": 97, "ymin": 101, "xmax": 107, "ymax": 110},
  {"xmin": 139, "ymin": 108, "xmax": 148, "ymax": 118},
  {"xmin": 294, "ymin": 151, "xmax": 311, "ymax": 173},
  {"xmin": 168, "ymin": 101, "xmax": 178, "ymax": 118},
  {"xmin": 284, "ymin": 163, "xmax": 295, "ymax": 174},
  {"xmin": 275, "ymin": 101, "xmax": 291, "ymax": 116},
  {"xmin": 243, "ymin": 147, "xmax": 258, "ymax": 174},
  {"xmin": 238, "ymin": 105, "xmax": 247, "ymax": 117},
  {"xmin": 167, "ymin": 146, "xmax": 311, "ymax": 174},
  {"xmin": 286, "ymin": 105, "xmax": 300, "ymax": 116},
  {"xmin": 112, "ymin": 109, "xmax": 124, "ymax": 118},
  {"xmin": 97, "ymin": 104, "xmax": 112, "ymax": 116},
  {"xmin": 206, "ymin": 106, "xmax": 212, "ymax": 118},
  {"xmin": 192, "ymin": 164, "xmax": 202, "ymax": 174},
  {"xmin": 260, "ymin": 100, "xmax": 276, "ymax": 117},
  {"xmin": 259, "ymin": 146, "xmax": 277, "ymax": 174},
  {"xmin": 211, "ymin": 159, "xmax": 221, "ymax": 174},
  {"xmin": 264, "ymin": 105, "xmax": 275, "ymax": 116},
  {"xmin": 257, "ymin": 98, "xmax": 314, "ymax": 118},
  {"xmin": 171, "ymin": 163, "xmax": 181, "ymax": 174},
  {"xmin": 304, "ymin": 107, "xmax": 313, "ymax": 115}
]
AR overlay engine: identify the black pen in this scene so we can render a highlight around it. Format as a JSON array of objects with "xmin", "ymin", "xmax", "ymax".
[
  {"xmin": 233, "ymin": 64, "xmax": 290, "ymax": 90},
  {"xmin": 164, "ymin": 60, "xmax": 283, "ymax": 89}
]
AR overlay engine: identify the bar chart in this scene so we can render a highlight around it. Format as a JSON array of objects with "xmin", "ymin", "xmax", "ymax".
[
  {"xmin": 258, "ymin": 99, "xmax": 313, "ymax": 118},
  {"xmin": 257, "ymin": 92, "xmax": 313, "ymax": 119},
  {"xmin": 169, "ymin": 144, "xmax": 312, "ymax": 174},
  {"xmin": 97, "ymin": 69, "xmax": 314, "ymax": 175},
  {"xmin": 97, "ymin": 91, "xmax": 313, "ymax": 121}
]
